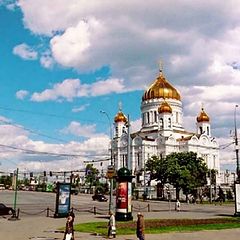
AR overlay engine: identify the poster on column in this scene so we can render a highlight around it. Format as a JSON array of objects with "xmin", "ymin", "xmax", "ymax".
[
  {"xmin": 235, "ymin": 183, "xmax": 240, "ymax": 213},
  {"xmin": 128, "ymin": 182, "xmax": 132, "ymax": 212},
  {"xmin": 116, "ymin": 182, "xmax": 127, "ymax": 213},
  {"xmin": 55, "ymin": 183, "xmax": 71, "ymax": 217}
]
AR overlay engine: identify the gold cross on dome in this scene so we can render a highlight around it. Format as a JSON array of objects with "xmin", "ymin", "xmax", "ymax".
[
  {"xmin": 118, "ymin": 101, "xmax": 122, "ymax": 112},
  {"xmin": 159, "ymin": 60, "xmax": 163, "ymax": 75}
]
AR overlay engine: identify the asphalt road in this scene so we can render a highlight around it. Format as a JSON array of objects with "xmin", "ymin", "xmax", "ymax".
[
  {"xmin": 0, "ymin": 189, "xmax": 236, "ymax": 217},
  {"xmin": 0, "ymin": 190, "xmax": 239, "ymax": 240}
]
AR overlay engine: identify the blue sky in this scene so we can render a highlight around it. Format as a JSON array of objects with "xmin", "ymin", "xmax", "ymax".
[{"xmin": 0, "ymin": 0, "xmax": 240, "ymax": 173}]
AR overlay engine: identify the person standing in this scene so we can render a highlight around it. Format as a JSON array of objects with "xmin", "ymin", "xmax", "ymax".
[
  {"xmin": 175, "ymin": 199, "xmax": 181, "ymax": 212},
  {"xmin": 63, "ymin": 212, "xmax": 75, "ymax": 240},
  {"xmin": 136, "ymin": 212, "xmax": 145, "ymax": 240},
  {"xmin": 108, "ymin": 211, "xmax": 116, "ymax": 238}
]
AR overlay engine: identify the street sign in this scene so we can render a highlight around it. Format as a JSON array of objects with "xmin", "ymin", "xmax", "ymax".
[{"xmin": 107, "ymin": 165, "xmax": 116, "ymax": 179}]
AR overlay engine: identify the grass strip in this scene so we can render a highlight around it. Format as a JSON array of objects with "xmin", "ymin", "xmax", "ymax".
[{"xmin": 73, "ymin": 218, "xmax": 240, "ymax": 236}]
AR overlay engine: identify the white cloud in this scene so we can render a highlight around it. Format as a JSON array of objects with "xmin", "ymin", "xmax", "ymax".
[
  {"xmin": 61, "ymin": 121, "xmax": 105, "ymax": 138},
  {"xmin": 0, "ymin": 115, "xmax": 110, "ymax": 172},
  {"xmin": 40, "ymin": 51, "xmax": 54, "ymax": 68},
  {"xmin": 13, "ymin": 43, "xmax": 38, "ymax": 60},
  {"xmin": 16, "ymin": 1, "xmax": 240, "ymax": 92},
  {"xmin": 16, "ymin": 90, "xmax": 29, "ymax": 100},
  {"xmin": 72, "ymin": 104, "xmax": 89, "ymax": 112},
  {"xmin": 131, "ymin": 118, "xmax": 141, "ymax": 133},
  {"xmin": 30, "ymin": 78, "xmax": 126, "ymax": 102},
  {"xmin": 31, "ymin": 79, "xmax": 82, "ymax": 102},
  {"xmin": 50, "ymin": 19, "xmax": 92, "ymax": 68},
  {"xmin": 12, "ymin": 0, "xmax": 240, "ymax": 172}
]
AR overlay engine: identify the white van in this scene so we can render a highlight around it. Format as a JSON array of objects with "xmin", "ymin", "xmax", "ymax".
[{"xmin": 0, "ymin": 184, "xmax": 5, "ymax": 190}]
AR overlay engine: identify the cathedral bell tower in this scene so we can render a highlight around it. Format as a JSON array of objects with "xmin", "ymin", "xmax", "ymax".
[
  {"xmin": 196, "ymin": 107, "xmax": 211, "ymax": 136},
  {"xmin": 114, "ymin": 103, "xmax": 128, "ymax": 138},
  {"xmin": 158, "ymin": 100, "xmax": 173, "ymax": 137}
]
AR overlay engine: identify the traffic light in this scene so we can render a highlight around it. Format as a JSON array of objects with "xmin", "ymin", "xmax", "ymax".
[
  {"xmin": 30, "ymin": 172, "xmax": 33, "ymax": 178},
  {"xmin": 49, "ymin": 171, "xmax": 52, "ymax": 177},
  {"xmin": 43, "ymin": 171, "xmax": 46, "ymax": 177}
]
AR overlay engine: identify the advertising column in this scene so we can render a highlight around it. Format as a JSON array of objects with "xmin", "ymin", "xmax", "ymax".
[{"xmin": 115, "ymin": 167, "xmax": 134, "ymax": 221}]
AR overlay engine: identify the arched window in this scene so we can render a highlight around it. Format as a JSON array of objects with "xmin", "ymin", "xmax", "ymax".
[
  {"xmin": 207, "ymin": 126, "xmax": 209, "ymax": 135},
  {"xmin": 199, "ymin": 126, "xmax": 203, "ymax": 134},
  {"xmin": 115, "ymin": 126, "xmax": 118, "ymax": 137},
  {"xmin": 147, "ymin": 112, "xmax": 150, "ymax": 124}
]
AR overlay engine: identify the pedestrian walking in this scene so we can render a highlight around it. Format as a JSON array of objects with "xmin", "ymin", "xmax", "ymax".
[
  {"xmin": 136, "ymin": 212, "xmax": 145, "ymax": 240},
  {"xmin": 175, "ymin": 199, "xmax": 180, "ymax": 211},
  {"xmin": 63, "ymin": 212, "xmax": 75, "ymax": 240},
  {"xmin": 108, "ymin": 210, "xmax": 116, "ymax": 238}
]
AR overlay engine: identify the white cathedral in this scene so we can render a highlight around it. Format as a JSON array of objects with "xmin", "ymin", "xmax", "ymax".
[{"xmin": 111, "ymin": 66, "xmax": 220, "ymax": 186}]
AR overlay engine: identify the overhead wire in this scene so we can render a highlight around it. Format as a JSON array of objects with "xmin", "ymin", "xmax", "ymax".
[
  {"xmin": 0, "ymin": 119, "xmax": 68, "ymax": 143},
  {"xmin": 0, "ymin": 143, "xmax": 109, "ymax": 158},
  {"xmin": 0, "ymin": 105, "xmax": 108, "ymax": 125}
]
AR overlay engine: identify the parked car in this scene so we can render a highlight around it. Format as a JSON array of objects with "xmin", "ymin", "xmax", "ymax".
[
  {"xmin": 92, "ymin": 194, "xmax": 108, "ymax": 202},
  {"xmin": 0, "ymin": 203, "xmax": 15, "ymax": 215},
  {"xmin": 71, "ymin": 187, "xmax": 79, "ymax": 195}
]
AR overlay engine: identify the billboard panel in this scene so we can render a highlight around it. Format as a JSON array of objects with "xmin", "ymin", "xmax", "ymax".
[
  {"xmin": 116, "ymin": 181, "xmax": 127, "ymax": 213},
  {"xmin": 55, "ymin": 183, "xmax": 71, "ymax": 217}
]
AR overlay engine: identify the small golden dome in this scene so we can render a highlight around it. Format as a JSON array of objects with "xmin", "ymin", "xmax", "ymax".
[
  {"xmin": 142, "ymin": 70, "xmax": 181, "ymax": 101},
  {"xmin": 158, "ymin": 100, "xmax": 172, "ymax": 114},
  {"xmin": 197, "ymin": 108, "xmax": 210, "ymax": 122},
  {"xmin": 114, "ymin": 111, "xmax": 127, "ymax": 123}
]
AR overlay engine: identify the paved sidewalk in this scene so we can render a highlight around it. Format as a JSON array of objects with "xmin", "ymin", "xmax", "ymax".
[
  {"xmin": 0, "ymin": 200, "xmax": 239, "ymax": 240},
  {"xmin": 1, "ymin": 211, "xmax": 240, "ymax": 240}
]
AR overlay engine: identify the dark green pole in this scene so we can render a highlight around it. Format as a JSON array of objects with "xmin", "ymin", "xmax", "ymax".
[{"xmin": 13, "ymin": 168, "xmax": 18, "ymax": 217}]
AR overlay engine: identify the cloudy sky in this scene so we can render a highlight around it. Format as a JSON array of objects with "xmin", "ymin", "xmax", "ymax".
[{"xmin": 0, "ymin": 0, "xmax": 239, "ymax": 175}]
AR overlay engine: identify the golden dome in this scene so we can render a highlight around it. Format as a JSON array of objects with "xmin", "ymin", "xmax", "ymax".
[
  {"xmin": 197, "ymin": 108, "xmax": 210, "ymax": 122},
  {"xmin": 158, "ymin": 100, "xmax": 172, "ymax": 114},
  {"xmin": 114, "ymin": 111, "xmax": 127, "ymax": 123},
  {"xmin": 142, "ymin": 70, "xmax": 181, "ymax": 101}
]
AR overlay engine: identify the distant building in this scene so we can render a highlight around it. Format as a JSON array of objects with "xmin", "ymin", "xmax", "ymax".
[
  {"xmin": 219, "ymin": 170, "xmax": 236, "ymax": 186},
  {"xmin": 112, "ymin": 65, "xmax": 220, "ymax": 188}
]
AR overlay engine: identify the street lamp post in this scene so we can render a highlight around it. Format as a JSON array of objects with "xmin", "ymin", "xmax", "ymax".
[
  {"xmin": 127, "ymin": 114, "xmax": 131, "ymax": 171},
  {"xmin": 100, "ymin": 110, "xmax": 113, "ymax": 213},
  {"xmin": 234, "ymin": 104, "xmax": 240, "ymax": 216},
  {"xmin": 234, "ymin": 105, "xmax": 239, "ymax": 181}
]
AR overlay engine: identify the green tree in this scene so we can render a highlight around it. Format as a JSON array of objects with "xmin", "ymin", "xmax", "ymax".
[
  {"xmin": 218, "ymin": 186, "xmax": 225, "ymax": 203},
  {"xmin": 166, "ymin": 152, "xmax": 208, "ymax": 201},
  {"xmin": 85, "ymin": 164, "xmax": 100, "ymax": 190},
  {"xmin": 146, "ymin": 155, "xmax": 169, "ymax": 199},
  {"xmin": 0, "ymin": 175, "xmax": 12, "ymax": 187},
  {"xmin": 226, "ymin": 189, "xmax": 233, "ymax": 200}
]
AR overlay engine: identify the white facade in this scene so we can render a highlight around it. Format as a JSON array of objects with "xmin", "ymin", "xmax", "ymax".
[{"xmin": 112, "ymin": 68, "xmax": 220, "ymax": 185}]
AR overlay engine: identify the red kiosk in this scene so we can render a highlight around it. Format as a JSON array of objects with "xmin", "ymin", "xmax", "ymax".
[{"xmin": 115, "ymin": 167, "xmax": 134, "ymax": 221}]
